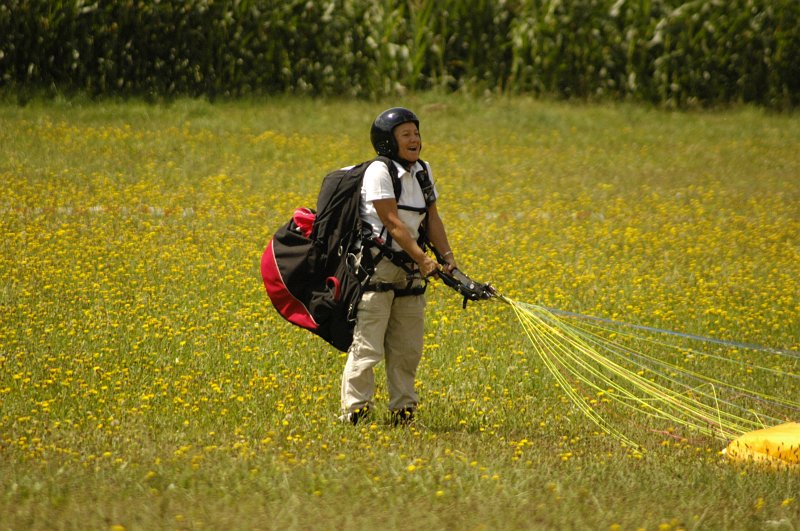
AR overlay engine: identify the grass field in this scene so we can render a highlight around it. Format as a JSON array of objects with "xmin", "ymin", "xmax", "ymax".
[{"xmin": 1, "ymin": 96, "xmax": 798, "ymax": 530}]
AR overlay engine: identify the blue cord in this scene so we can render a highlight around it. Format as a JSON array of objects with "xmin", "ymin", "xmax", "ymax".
[{"xmin": 542, "ymin": 307, "xmax": 800, "ymax": 358}]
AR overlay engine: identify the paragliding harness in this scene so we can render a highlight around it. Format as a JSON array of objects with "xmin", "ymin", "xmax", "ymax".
[
  {"xmin": 261, "ymin": 156, "xmax": 496, "ymax": 352},
  {"xmin": 262, "ymin": 157, "xmax": 439, "ymax": 352},
  {"xmin": 360, "ymin": 159, "xmax": 436, "ymax": 299}
]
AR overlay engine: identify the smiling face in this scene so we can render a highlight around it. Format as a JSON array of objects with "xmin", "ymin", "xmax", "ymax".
[{"xmin": 393, "ymin": 121, "xmax": 422, "ymax": 163}]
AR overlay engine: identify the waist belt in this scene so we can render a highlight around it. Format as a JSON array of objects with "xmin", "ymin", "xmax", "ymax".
[
  {"xmin": 363, "ymin": 281, "xmax": 427, "ymax": 297},
  {"xmin": 378, "ymin": 249, "xmax": 417, "ymax": 273}
]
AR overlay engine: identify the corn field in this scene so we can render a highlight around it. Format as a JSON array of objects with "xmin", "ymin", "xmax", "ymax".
[{"xmin": 1, "ymin": 0, "xmax": 798, "ymax": 107}]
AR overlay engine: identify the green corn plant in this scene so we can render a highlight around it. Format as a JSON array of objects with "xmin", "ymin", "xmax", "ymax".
[{"xmin": 0, "ymin": 0, "xmax": 797, "ymax": 107}]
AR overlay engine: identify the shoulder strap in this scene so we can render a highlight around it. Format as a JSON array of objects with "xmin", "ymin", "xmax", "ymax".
[
  {"xmin": 373, "ymin": 156, "xmax": 401, "ymax": 201},
  {"xmin": 414, "ymin": 160, "xmax": 436, "ymax": 206},
  {"xmin": 394, "ymin": 159, "xmax": 435, "ymax": 214}
]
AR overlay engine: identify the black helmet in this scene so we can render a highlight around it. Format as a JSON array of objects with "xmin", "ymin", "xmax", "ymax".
[{"xmin": 370, "ymin": 107, "xmax": 419, "ymax": 158}]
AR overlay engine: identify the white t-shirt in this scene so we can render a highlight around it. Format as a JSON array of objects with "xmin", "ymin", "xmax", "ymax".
[{"xmin": 359, "ymin": 159, "xmax": 438, "ymax": 251}]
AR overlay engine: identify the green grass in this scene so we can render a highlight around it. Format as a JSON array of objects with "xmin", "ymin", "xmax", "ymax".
[{"xmin": 1, "ymin": 96, "xmax": 798, "ymax": 530}]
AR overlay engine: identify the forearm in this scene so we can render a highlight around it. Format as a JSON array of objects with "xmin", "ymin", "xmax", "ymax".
[
  {"xmin": 425, "ymin": 204, "xmax": 456, "ymax": 266},
  {"xmin": 426, "ymin": 218, "xmax": 451, "ymax": 257}
]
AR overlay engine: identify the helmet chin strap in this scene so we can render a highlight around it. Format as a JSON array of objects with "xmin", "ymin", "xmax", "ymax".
[
  {"xmin": 390, "ymin": 146, "xmax": 422, "ymax": 171},
  {"xmin": 391, "ymin": 155, "xmax": 414, "ymax": 170}
]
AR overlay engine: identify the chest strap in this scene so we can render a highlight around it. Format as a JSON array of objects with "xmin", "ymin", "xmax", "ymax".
[{"xmin": 382, "ymin": 160, "xmax": 435, "ymax": 248}]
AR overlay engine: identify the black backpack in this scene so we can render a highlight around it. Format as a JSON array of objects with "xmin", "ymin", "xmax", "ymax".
[{"xmin": 260, "ymin": 156, "xmax": 434, "ymax": 352}]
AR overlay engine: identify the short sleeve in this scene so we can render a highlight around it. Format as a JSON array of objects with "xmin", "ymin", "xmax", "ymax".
[{"xmin": 362, "ymin": 160, "xmax": 396, "ymax": 202}]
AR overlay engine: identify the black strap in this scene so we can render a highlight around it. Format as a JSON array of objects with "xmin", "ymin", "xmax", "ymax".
[
  {"xmin": 367, "ymin": 242, "xmax": 418, "ymax": 275},
  {"xmin": 397, "ymin": 205, "xmax": 428, "ymax": 213},
  {"xmin": 414, "ymin": 164, "xmax": 436, "ymax": 207},
  {"xmin": 363, "ymin": 281, "xmax": 427, "ymax": 297}
]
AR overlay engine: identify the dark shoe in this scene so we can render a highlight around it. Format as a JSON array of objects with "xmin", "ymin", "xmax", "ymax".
[
  {"xmin": 390, "ymin": 407, "xmax": 415, "ymax": 426},
  {"xmin": 340, "ymin": 405, "xmax": 371, "ymax": 425}
]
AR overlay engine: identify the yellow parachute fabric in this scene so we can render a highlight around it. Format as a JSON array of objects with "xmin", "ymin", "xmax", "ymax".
[{"xmin": 725, "ymin": 422, "xmax": 800, "ymax": 469}]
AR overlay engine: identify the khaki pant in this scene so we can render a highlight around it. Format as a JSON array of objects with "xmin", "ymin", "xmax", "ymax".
[{"xmin": 340, "ymin": 258, "xmax": 425, "ymax": 414}]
